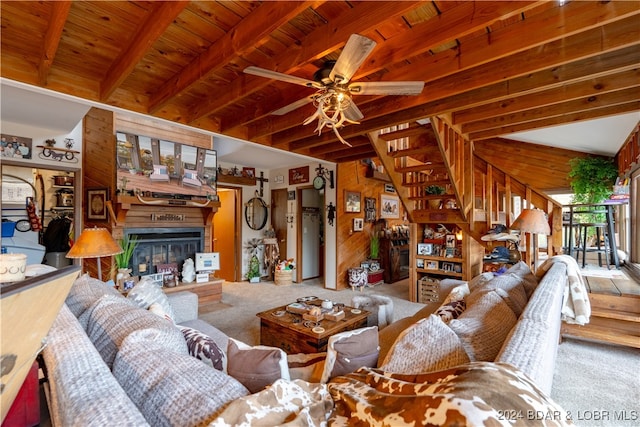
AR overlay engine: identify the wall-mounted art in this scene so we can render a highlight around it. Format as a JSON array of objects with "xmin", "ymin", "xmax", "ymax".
[
  {"xmin": 344, "ymin": 190, "xmax": 361, "ymax": 213},
  {"xmin": 380, "ymin": 194, "xmax": 399, "ymax": 219},
  {"xmin": 1, "ymin": 134, "xmax": 32, "ymax": 159}
]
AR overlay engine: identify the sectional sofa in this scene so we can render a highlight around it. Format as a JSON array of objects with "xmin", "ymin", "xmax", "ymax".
[{"xmin": 41, "ymin": 260, "xmax": 572, "ymax": 426}]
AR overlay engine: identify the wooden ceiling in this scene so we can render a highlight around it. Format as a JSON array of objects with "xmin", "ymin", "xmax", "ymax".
[{"xmin": 1, "ymin": 1, "xmax": 638, "ymax": 163}]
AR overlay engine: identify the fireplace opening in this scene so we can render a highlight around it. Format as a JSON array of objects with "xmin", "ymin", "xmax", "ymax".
[{"xmin": 124, "ymin": 227, "xmax": 204, "ymax": 276}]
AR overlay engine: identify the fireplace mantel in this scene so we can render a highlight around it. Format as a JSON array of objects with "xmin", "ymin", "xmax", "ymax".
[{"xmin": 112, "ymin": 195, "xmax": 219, "ymax": 250}]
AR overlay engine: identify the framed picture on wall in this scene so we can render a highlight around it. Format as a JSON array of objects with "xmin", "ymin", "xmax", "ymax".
[
  {"xmin": 87, "ymin": 188, "xmax": 108, "ymax": 221},
  {"xmin": 380, "ymin": 194, "xmax": 400, "ymax": 219},
  {"xmin": 353, "ymin": 218, "xmax": 364, "ymax": 231},
  {"xmin": 344, "ymin": 190, "xmax": 361, "ymax": 213},
  {"xmin": 365, "ymin": 197, "xmax": 376, "ymax": 222}
]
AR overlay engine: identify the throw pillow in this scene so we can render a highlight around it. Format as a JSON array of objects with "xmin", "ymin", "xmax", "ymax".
[
  {"xmin": 226, "ymin": 338, "xmax": 289, "ymax": 393},
  {"xmin": 379, "ymin": 315, "xmax": 469, "ymax": 374},
  {"xmin": 435, "ymin": 299, "xmax": 466, "ymax": 323},
  {"xmin": 113, "ymin": 335, "xmax": 248, "ymax": 427},
  {"xmin": 65, "ymin": 273, "xmax": 122, "ymax": 319},
  {"xmin": 468, "ymin": 273, "xmax": 529, "ymax": 318},
  {"xmin": 178, "ymin": 325, "xmax": 225, "ymax": 371},
  {"xmin": 320, "ymin": 326, "xmax": 379, "ymax": 383},
  {"xmin": 441, "ymin": 283, "xmax": 470, "ymax": 304},
  {"xmin": 507, "ymin": 262, "xmax": 539, "ymax": 298},
  {"xmin": 449, "ymin": 291, "xmax": 517, "ymax": 362},
  {"xmin": 127, "ymin": 277, "xmax": 176, "ymax": 322},
  {"xmin": 148, "ymin": 302, "xmax": 174, "ymax": 323},
  {"xmin": 84, "ymin": 294, "xmax": 187, "ymax": 368},
  {"xmin": 287, "ymin": 352, "xmax": 327, "ymax": 383}
]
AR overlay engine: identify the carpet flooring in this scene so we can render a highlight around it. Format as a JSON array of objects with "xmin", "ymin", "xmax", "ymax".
[{"xmin": 199, "ymin": 278, "xmax": 640, "ymax": 426}]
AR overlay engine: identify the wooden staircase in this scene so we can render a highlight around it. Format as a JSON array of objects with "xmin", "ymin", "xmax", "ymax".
[{"xmin": 562, "ymin": 293, "xmax": 640, "ymax": 348}]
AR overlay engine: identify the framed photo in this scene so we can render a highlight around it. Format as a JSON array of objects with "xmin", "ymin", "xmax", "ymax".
[
  {"xmin": 360, "ymin": 261, "xmax": 370, "ymax": 270},
  {"xmin": 442, "ymin": 262, "xmax": 454, "ymax": 272},
  {"xmin": 380, "ymin": 194, "xmax": 400, "ymax": 219},
  {"xmin": 426, "ymin": 261, "xmax": 439, "ymax": 270},
  {"xmin": 242, "ymin": 167, "xmax": 255, "ymax": 178},
  {"xmin": 287, "ymin": 190, "xmax": 296, "ymax": 200},
  {"xmin": 1, "ymin": 134, "xmax": 32, "ymax": 159},
  {"xmin": 344, "ymin": 190, "xmax": 361, "ymax": 213},
  {"xmin": 417, "ymin": 243, "xmax": 433, "ymax": 255},
  {"xmin": 445, "ymin": 234, "xmax": 456, "ymax": 247},
  {"xmin": 87, "ymin": 188, "xmax": 108, "ymax": 221},
  {"xmin": 453, "ymin": 264, "xmax": 463, "ymax": 273},
  {"xmin": 365, "ymin": 197, "xmax": 376, "ymax": 222},
  {"xmin": 353, "ymin": 218, "xmax": 364, "ymax": 231},
  {"xmin": 416, "ymin": 258, "xmax": 425, "ymax": 269},
  {"xmin": 157, "ymin": 263, "xmax": 178, "ymax": 287}
]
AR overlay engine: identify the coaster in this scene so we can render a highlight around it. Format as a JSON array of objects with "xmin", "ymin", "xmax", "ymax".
[
  {"xmin": 312, "ymin": 326, "xmax": 325, "ymax": 334},
  {"xmin": 272, "ymin": 310, "xmax": 285, "ymax": 317},
  {"xmin": 350, "ymin": 309, "xmax": 362, "ymax": 314}
]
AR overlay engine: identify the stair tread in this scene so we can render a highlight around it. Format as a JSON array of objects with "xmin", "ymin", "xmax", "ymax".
[
  {"xmin": 590, "ymin": 307, "xmax": 640, "ymax": 322},
  {"xmin": 562, "ymin": 323, "xmax": 640, "ymax": 348}
]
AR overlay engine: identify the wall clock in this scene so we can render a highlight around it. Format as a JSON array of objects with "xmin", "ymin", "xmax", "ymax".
[{"xmin": 313, "ymin": 175, "xmax": 325, "ymax": 190}]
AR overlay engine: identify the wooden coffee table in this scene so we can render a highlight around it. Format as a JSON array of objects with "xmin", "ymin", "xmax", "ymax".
[{"xmin": 256, "ymin": 301, "xmax": 370, "ymax": 354}]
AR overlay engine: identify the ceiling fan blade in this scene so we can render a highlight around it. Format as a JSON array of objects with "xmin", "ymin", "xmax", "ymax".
[
  {"xmin": 348, "ymin": 81, "xmax": 425, "ymax": 96},
  {"xmin": 344, "ymin": 101, "xmax": 364, "ymax": 122},
  {"xmin": 271, "ymin": 96, "xmax": 314, "ymax": 116},
  {"xmin": 244, "ymin": 66, "xmax": 323, "ymax": 89},
  {"xmin": 329, "ymin": 34, "xmax": 377, "ymax": 84}
]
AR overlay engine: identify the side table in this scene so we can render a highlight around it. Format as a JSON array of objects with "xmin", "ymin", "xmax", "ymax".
[{"xmin": 163, "ymin": 279, "xmax": 223, "ymax": 306}]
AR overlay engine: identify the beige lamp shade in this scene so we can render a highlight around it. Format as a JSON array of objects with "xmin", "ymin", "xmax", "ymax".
[
  {"xmin": 67, "ymin": 227, "xmax": 123, "ymax": 259},
  {"xmin": 511, "ymin": 209, "xmax": 551, "ymax": 235}
]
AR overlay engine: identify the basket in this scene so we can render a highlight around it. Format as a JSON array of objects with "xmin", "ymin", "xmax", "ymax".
[
  {"xmin": 0, "ymin": 253, "xmax": 27, "ymax": 282},
  {"xmin": 275, "ymin": 269, "xmax": 293, "ymax": 285},
  {"xmin": 418, "ymin": 276, "xmax": 440, "ymax": 303}
]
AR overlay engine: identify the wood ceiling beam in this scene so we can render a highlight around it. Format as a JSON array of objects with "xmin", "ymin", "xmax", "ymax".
[
  {"xmin": 99, "ymin": 1, "xmax": 188, "ymax": 102},
  {"xmin": 223, "ymin": 1, "xmax": 541, "ymax": 133},
  {"xmin": 453, "ymin": 68, "xmax": 640, "ymax": 125},
  {"xmin": 38, "ymin": 1, "xmax": 71, "ymax": 85},
  {"xmin": 147, "ymin": 1, "xmax": 315, "ymax": 113},
  {"xmin": 186, "ymin": 1, "xmax": 423, "ymax": 124},
  {"xmin": 461, "ymin": 87, "xmax": 640, "ymax": 134},
  {"xmin": 250, "ymin": 7, "xmax": 639, "ymax": 143},
  {"xmin": 469, "ymin": 100, "xmax": 640, "ymax": 141}
]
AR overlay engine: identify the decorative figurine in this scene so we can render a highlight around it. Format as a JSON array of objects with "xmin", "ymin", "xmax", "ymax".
[
  {"xmin": 327, "ymin": 202, "xmax": 336, "ymax": 226},
  {"xmin": 181, "ymin": 258, "xmax": 196, "ymax": 283}
]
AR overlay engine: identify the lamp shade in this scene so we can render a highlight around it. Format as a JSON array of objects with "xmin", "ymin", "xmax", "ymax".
[
  {"xmin": 66, "ymin": 227, "xmax": 123, "ymax": 259},
  {"xmin": 511, "ymin": 209, "xmax": 550, "ymax": 235}
]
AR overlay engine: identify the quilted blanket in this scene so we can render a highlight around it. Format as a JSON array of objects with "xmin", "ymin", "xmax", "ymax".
[{"xmin": 536, "ymin": 255, "xmax": 591, "ymax": 325}]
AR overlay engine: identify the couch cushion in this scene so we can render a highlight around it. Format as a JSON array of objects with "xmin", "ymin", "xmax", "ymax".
[
  {"xmin": 178, "ymin": 325, "xmax": 225, "ymax": 371},
  {"xmin": 449, "ymin": 291, "xmax": 517, "ymax": 361},
  {"xmin": 113, "ymin": 334, "xmax": 248, "ymax": 427},
  {"xmin": 65, "ymin": 273, "xmax": 123, "ymax": 319},
  {"xmin": 84, "ymin": 295, "xmax": 187, "ymax": 368},
  {"xmin": 507, "ymin": 261, "xmax": 539, "ymax": 298},
  {"xmin": 127, "ymin": 276, "xmax": 176, "ymax": 321},
  {"xmin": 379, "ymin": 314, "xmax": 470, "ymax": 374},
  {"xmin": 468, "ymin": 273, "xmax": 529, "ymax": 318},
  {"xmin": 226, "ymin": 338, "xmax": 290, "ymax": 393},
  {"xmin": 42, "ymin": 304, "xmax": 149, "ymax": 427},
  {"xmin": 320, "ymin": 326, "xmax": 379, "ymax": 383}
]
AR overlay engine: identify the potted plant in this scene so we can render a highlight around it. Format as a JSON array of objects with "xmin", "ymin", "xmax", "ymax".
[
  {"xmin": 425, "ymin": 185, "xmax": 446, "ymax": 209},
  {"xmin": 114, "ymin": 235, "xmax": 137, "ymax": 286},
  {"xmin": 369, "ymin": 231, "xmax": 380, "ymax": 260},
  {"xmin": 568, "ymin": 156, "xmax": 618, "ymax": 204}
]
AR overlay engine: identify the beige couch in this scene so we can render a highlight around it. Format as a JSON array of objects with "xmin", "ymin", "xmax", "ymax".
[
  {"xmin": 379, "ymin": 261, "xmax": 567, "ymax": 394},
  {"xmin": 41, "ymin": 261, "xmax": 569, "ymax": 426}
]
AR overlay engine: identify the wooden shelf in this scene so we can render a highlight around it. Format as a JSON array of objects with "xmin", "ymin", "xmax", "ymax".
[
  {"xmin": 217, "ymin": 175, "xmax": 256, "ymax": 186},
  {"xmin": 365, "ymin": 169, "xmax": 391, "ymax": 182},
  {"xmin": 116, "ymin": 195, "xmax": 220, "ymax": 209}
]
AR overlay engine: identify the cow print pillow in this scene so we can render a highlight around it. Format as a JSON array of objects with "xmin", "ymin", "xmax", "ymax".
[
  {"xmin": 435, "ymin": 300, "xmax": 466, "ymax": 323},
  {"xmin": 179, "ymin": 325, "xmax": 225, "ymax": 371}
]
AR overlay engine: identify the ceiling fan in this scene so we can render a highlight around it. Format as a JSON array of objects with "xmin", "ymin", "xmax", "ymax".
[{"xmin": 244, "ymin": 34, "xmax": 425, "ymax": 146}]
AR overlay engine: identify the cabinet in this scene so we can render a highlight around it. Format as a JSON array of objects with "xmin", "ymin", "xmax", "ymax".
[
  {"xmin": 409, "ymin": 223, "xmax": 483, "ymax": 303},
  {"xmin": 380, "ymin": 234, "xmax": 409, "ymax": 284}
]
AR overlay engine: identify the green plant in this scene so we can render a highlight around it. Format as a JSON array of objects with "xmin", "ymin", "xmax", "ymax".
[
  {"xmin": 568, "ymin": 156, "xmax": 618, "ymax": 204},
  {"xmin": 369, "ymin": 232, "xmax": 380, "ymax": 259},
  {"xmin": 425, "ymin": 185, "xmax": 446, "ymax": 195},
  {"xmin": 114, "ymin": 235, "xmax": 138, "ymax": 269}
]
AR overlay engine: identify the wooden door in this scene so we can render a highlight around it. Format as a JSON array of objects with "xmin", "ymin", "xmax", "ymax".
[
  {"xmin": 213, "ymin": 188, "xmax": 241, "ymax": 281},
  {"xmin": 271, "ymin": 189, "xmax": 288, "ymax": 261}
]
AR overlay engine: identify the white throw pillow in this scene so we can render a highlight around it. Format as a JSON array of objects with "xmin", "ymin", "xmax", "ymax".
[{"xmin": 127, "ymin": 277, "xmax": 176, "ymax": 322}]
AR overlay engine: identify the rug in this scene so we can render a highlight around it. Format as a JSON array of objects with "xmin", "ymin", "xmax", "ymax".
[{"xmin": 580, "ymin": 268, "xmax": 628, "ymax": 280}]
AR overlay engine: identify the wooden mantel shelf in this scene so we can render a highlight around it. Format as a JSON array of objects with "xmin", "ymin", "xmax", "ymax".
[
  {"xmin": 217, "ymin": 175, "xmax": 256, "ymax": 186},
  {"xmin": 116, "ymin": 195, "xmax": 220, "ymax": 209}
]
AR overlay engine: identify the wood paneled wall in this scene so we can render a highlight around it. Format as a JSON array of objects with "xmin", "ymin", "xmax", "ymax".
[
  {"xmin": 474, "ymin": 138, "xmax": 592, "ymax": 193},
  {"xmin": 335, "ymin": 160, "xmax": 407, "ymax": 290},
  {"xmin": 82, "ymin": 107, "xmax": 116, "ymax": 280},
  {"xmin": 617, "ymin": 123, "xmax": 640, "ymax": 175}
]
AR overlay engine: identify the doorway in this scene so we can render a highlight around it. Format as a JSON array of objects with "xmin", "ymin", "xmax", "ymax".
[
  {"xmin": 298, "ymin": 187, "xmax": 324, "ymax": 282},
  {"xmin": 212, "ymin": 187, "xmax": 242, "ymax": 281}
]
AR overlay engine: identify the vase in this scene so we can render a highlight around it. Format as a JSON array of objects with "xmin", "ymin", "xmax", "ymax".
[
  {"xmin": 116, "ymin": 268, "xmax": 132, "ymax": 289},
  {"xmin": 429, "ymin": 199, "xmax": 441, "ymax": 209}
]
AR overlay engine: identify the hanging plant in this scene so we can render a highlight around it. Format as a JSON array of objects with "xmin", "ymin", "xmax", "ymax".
[{"xmin": 568, "ymin": 157, "xmax": 618, "ymax": 204}]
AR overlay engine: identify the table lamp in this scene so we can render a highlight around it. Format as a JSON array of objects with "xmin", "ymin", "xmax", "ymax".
[
  {"xmin": 67, "ymin": 227, "xmax": 123, "ymax": 281},
  {"xmin": 511, "ymin": 209, "xmax": 550, "ymax": 271}
]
